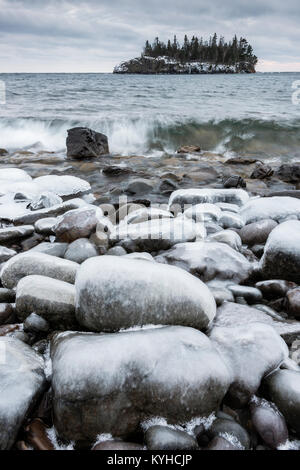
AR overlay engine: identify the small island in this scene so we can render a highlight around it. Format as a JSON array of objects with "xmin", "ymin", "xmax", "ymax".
[{"xmin": 114, "ymin": 34, "xmax": 257, "ymax": 74}]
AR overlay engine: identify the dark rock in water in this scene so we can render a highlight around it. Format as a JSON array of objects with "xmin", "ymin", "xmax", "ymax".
[
  {"xmin": 207, "ymin": 418, "xmax": 250, "ymax": 449},
  {"xmin": 263, "ymin": 369, "xmax": 300, "ymax": 436},
  {"xmin": 251, "ymin": 164, "xmax": 273, "ymax": 179},
  {"xmin": 223, "ymin": 175, "xmax": 246, "ymax": 189},
  {"xmin": 51, "ymin": 327, "xmax": 231, "ymax": 443},
  {"xmin": 145, "ymin": 425, "xmax": 199, "ymax": 450},
  {"xmin": 159, "ymin": 178, "xmax": 178, "ymax": 194},
  {"xmin": 0, "ymin": 337, "xmax": 46, "ymax": 449},
  {"xmin": 206, "ymin": 436, "xmax": 241, "ymax": 450},
  {"xmin": 66, "ymin": 127, "xmax": 109, "ymax": 159},
  {"xmin": 250, "ymin": 397, "xmax": 288, "ymax": 449},
  {"xmin": 92, "ymin": 440, "xmax": 144, "ymax": 450},
  {"xmin": 75, "ymin": 256, "xmax": 216, "ymax": 332},
  {"xmin": 126, "ymin": 178, "xmax": 154, "ymax": 195},
  {"xmin": 64, "ymin": 238, "xmax": 98, "ymax": 264},
  {"xmin": 0, "ymin": 148, "xmax": 8, "ymax": 156},
  {"xmin": 102, "ymin": 165, "xmax": 131, "ymax": 176},
  {"xmin": 0, "ymin": 303, "xmax": 17, "ymax": 325},
  {"xmin": 24, "ymin": 419, "xmax": 54, "ymax": 451},
  {"xmin": 225, "ymin": 157, "xmax": 261, "ymax": 165},
  {"xmin": 177, "ymin": 145, "xmax": 201, "ymax": 154},
  {"xmin": 260, "ymin": 220, "xmax": 300, "ymax": 283},
  {"xmin": 255, "ymin": 279, "xmax": 297, "ymax": 300},
  {"xmin": 287, "ymin": 288, "xmax": 300, "ymax": 319},
  {"xmin": 275, "ymin": 164, "xmax": 300, "ymax": 183},
  {"xmin": 239, "ymin": 219, "xmax": 277, "ymax": 246}
]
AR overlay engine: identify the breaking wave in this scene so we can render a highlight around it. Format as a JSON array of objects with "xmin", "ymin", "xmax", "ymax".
[{"xmin": 1, "ymin": 116, "xmax": 300, "ymax": 160}]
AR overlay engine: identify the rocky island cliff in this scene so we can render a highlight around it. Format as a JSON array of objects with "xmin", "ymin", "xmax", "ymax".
[{"xmin": 114, "ymin": 34, "xmax": 257, "ymax": 74}]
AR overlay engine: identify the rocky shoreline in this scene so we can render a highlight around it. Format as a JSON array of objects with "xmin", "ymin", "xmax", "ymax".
[{"xmin": 0, "ymin": 127, "xmax": 300, "ymax": 451}]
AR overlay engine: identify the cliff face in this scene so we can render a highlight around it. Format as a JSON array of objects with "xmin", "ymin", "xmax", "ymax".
[{"xmin": 113, "ymin": 56, "xmax": 256, "ymax": 74}]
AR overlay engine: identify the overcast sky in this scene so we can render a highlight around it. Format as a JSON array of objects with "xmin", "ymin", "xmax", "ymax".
[{"xmin": 0, "ymin": 0, "xmax": 299, "ymax": 73}]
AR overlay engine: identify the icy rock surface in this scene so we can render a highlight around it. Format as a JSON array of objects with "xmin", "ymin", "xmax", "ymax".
[
  {"xmin": 0, "ymin": 168, "xmax": 32, "ymax": 184},
  {"xmin": 51, "ymin": 326, "xmax": 231, "ymax": 442},
  {"xmin": 219, "ymin": 212, "xmax": 245, "ymax": 229},
  {"xmin": 1, "ymin": 252, "xmax": 79, "ymax": 288},
  {"xmin": 13, "ymin": 198, "xmax": 87, "ymax": 225},
  {"xmin": 209, "ymin": 322, "xmax": 288, "ymax": 406},
  {"xmin": 260, "ymin": 220, "xmax": 300, "ymax": 283},
  {"xmin": 75, "ymin": 256, "xmax": 216, "ymax": 332},
  {"xmin": 169, "ymin": 188, "xmax": 249, "ymax": 209},
  {"xmin": 264, "ymin": 370, "xmax": 300, "ymax": 436},
  {"xmin": 110, "ymin": 217, "xmax": 196, "ymax": 252},
  {"xmin": 207, "ymin": 230, "xmax": 242, "ymax": 252},
  {"xmin": 183, "ymin": 203, "xmax": 222, "ymax": 222},
  {"xmin": 122, "ymin": 207, "xmax": 173, "ymax": 225},
  {"xmin": 0, "ymin": 337, "xmax": 46, "ymax": 449},
  {"xmin": 240, "ymin": 197, "xmax": 300, "ymax": 224},
  {"xmin": 34, "ymin": 175, "xmax": 91, "ymax": 198},
  {"xmin": 155, "ymin": 241, "xmax": 252, "ymax": 284},
  {"xmin": 16, "ymin": 275, "xmax": 76, "ymax": 329}
]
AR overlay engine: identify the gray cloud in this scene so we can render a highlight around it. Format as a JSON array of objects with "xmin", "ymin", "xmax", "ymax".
[{"xmin": 0, "ymin": 0, "xmax": 299, "ymax": 72}]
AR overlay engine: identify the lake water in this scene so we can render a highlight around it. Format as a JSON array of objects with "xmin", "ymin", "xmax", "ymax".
[{"xmin": 0, "ymin": 72, "xmax": 300, "ymax": 161}]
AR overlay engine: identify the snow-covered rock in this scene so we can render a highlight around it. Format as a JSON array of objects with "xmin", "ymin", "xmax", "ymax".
[
  {"xmin": 13, "ymin": 198, "xmax": 87, "ymax": 225},
  {"xmin": 0, "ymin": 168, "xmax": 32, "ymax": 184},
  {"xmin": 34, "ymin": 175, "xmax": 91, "ymax": 198},
  {"xmin": 122, "ymin": 207, "xmax": 173, "ymax": 225},
  {"xmin": 169, "ymin": 188, "xmax": 249, "ymax": 209},
  {"xmin": 240, "ymin": 197, "xmax": 300, "ymax": 224},
  {"xmin": 183, "ymin": 203, "xmax": 222, "ymax": 222},
  {"xmin": 207, "ymin": 230, "xmax": 242, "ymax": 251},
  {"xmin": 0, "ymin": 337, "xmax": 46, "ymax": 449},
  {"xmin": 51, "ymin": 326, "xmax": 231, "ymax": 442},
  {"xmin": 260, "ymin": 220, "xmax": 300, "ymax": 283},
  {"xmin": 75, "ymin": 256, "xmax": 216, "ymax": 332}
]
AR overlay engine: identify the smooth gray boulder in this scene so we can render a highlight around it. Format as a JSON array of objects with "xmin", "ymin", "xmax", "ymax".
[
  {"xmin": 16, "ymin": 275, "xmax": 76, "ymax": 329},
  {"xmin": 169, "ymin": 188, "xmax": 249, "ymax": 209},
  {"xmin": 206, "ymin": 418, "xmax": 250, "ymax": 449},
  {"xmin": 0, "ymin": 246, "xmax": 16, "ymax": 263},
  {"xmin": 155, "ymin": 241, "xmax": 252, "ymax": 284},
  {"xmin": 0, "ymin": 337, "xmax": 46, "ymax": 449},
  {"xmin": 34, "ymin": 217, "xmax": 57, "ymax": 235},
  {"xmin": 64, "ymin": 238, "xmax": 98, "ymax": 264},
  {"xmin": 239, "ymin": 219, "xmax": 277, "ymax": 246},
  {"xmin": 75, "ymin": 256, "xmax": 216, "ymax": 332},
  {"xmin": 145, "ymin": 426, "xmax": 199, "ymax": 450},
  {"xmin": 227, "ymin": 285, "xmax": 263, "ymax": 304},
  {"xmin": 240, "ymin": 197, "xmax": 300, "ymax": 224},
  {"xmin": 0, "ymin": 225, "xmax": 34, "ymax": 243},
  {"xmin": 54, "ymin": 206, "xmax": 103, "ymax": 243},
  {"xmin": 250, "ymin": 397, "xmax": 288, "ymax": 449},
  {"xmin": 23, "ymin": 313, "xmax": 50, "ymax": 334},
  {"xmin": 263, "ymin": 369, "xmax": 300, "ymax": 436},
  {"xmin": 1, "ymin": 252, "xmax": 78, "ymax": 288},
  {"xmin": 207, "ymin": 230, "xmax": 242, "ymax": 251},
  {"xmin": 209, "ymin": 322, "xmax": 288, "ymax": 406},
  {"xmin": 126, "ymin": 179, "xmax": 154, "ymax": 195},
  {"xmin": 30, "ymin": 242, "xmax": 69, "ymax": 258},
  {"xmin": 260, "ymin": 220, "xmax": 300, "ymax": 283},
  {"xmin": 66, "ymin": 127, "xmax": 109, "ymax": 159},
  {"xmin": 51, "ymin": 326, "xmax": 231, "ymax": 443}
]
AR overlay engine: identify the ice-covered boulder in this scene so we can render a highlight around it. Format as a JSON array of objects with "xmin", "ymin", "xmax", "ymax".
[
  {"xmin": 209, "ymin": 322, "xmax": 288, "ymax": 406},
  {"xmin": 75, "ymin": 256, "xmax": 216, "ymax": 332},
  {"xmin": 260, "ymin": 220, "xmax": 300, "ymax": 283},
  {"xmin": 219, "ymin": 212, "xmax": 244, "ymax": 229},
  {"xmin": 183, "ymin": 203, "xmax": 222, "ymax": 222},
  {"xmin": 51, "ymin": 326, "xmax": 231, "ymax": 443},
  {"xmin": 169, "ymin": 188, "xmax": 249, "ymax": 209},
  {"xmin": 0, "ymin": 168, "xmax": 32, "ymax": 184},
  {"xmin": 0, "ymin": 337, "xmax": 46, "ymax": 449},
  {"xmin": 155, "ymin": 241, "xmax": 252, "ymax": 284},
  {"xmin": 110, "ymin": 217, "xmax": 197, "ymax": 252},
  {"xmin": 240, "ymin": 197, "xmax": 300, "ymax": 224},
  {"xmin": 1, "ymin": 252, "xmax": 79, "ymax": 288},
  {"xmin": 16, "ymin": 275, "xmax": 76, "ymax": 329},
  {"xmin": 34, "ymin": 175, "xmax": 91, "ymax": 198},
  {"xmin": 13, "ymin": 198, "xmax": 86, "ymax": 225},
  {"xmin": 207, "ymin": 230, "xmax": 242, "ymax": 252}
]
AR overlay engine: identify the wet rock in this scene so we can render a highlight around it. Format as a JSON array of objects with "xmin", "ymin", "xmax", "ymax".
[
  {"xmin": 0, "ymin": 225, "xmax": 34, "ymax": 243},
  {"xmin": 239, "ymin": 219, "xmax": 277, "ymax": 246},
  {"xmin": 274, "ymin": 164, "xmax": 300, "ymax": 183},
  {"xmin": 75, "ymin": 256, "xmax": 216, "ymax": 332},
  {"xmin": 219, "ymin": 212, "xmax": 244, "ymax": 229},
  {"xmin": 54, "ymin": 207, "xmax": 103, "ymax": 243},
  {"xmin": 0, "ymin": 288, "xmax": 15, "ymax": 303},
  {"xmin": 240, "ymin": 197, "xmax": 300, "ymax": 224},
  {"xmin": 64, "ymin": 238, "xmax": 98, "ymax": 264},
  {"xmin": 34, "ymin": 217, "xmax": 58, "ymax": 235},
  {"xmin": 0, "ymin": 303, "xmax": 17, "ymax": 325},
  {"xmin": 13, "ymin": 198, "xmax": 86, "ymax": 225},
  {"xmin": 255, "ymin": 279, "xmax": 297, "ymax": 300},
  {"xmin": 287, "ymin": 288, "xmax": 300, "ymax": 319},
  {"xmin": 66, "ymin": 127, "xmax": 109, "ymax": 159},
  {"xmin": 21, "ymin": 233, "xmax": 44, "ymax": 251},
  {"xmin": 159, "ymin": 178, "xmax": 178, "ymax": 194},
  {"xmin": 92, "ymin": 440, "xmax": 144, "ymax": 450},
  {"xmin": 29, "ymin": 192, "xmax": 63, "ymax": 210},
  {"xmin": 16, "ymin": 275, "xmax": 76, "ymax": 329},
  {"xmin": 126, "ymin": 179, "xmax": 154, "ymax": 195},
  {"xmin": 111, "ymin": 217, "xmax": 196, "ymax": 253},
  {"xmin": 250, "ymin": 164, "xmax": 273, "ymax": 179},
  {"xmin": 51, "ymin": 326, "xmax": 231, "ymax": 443},
  {"xmin": 225, "ymin": 157, "xmax": 260, "ymax": 165},
  {"xmin": 206, "ymin": 436, "xmax": 241, "ymax": 450},
  {"xmin": 260, "ymin": 220, "xmax": 300, "ymax": 283},
  {"xmin": 177, "ymin": 145, "xmax": 201, "ymax": 154},
  {"xmin": 210, "ymin": 322, "xmax": 288, "ymax": 407},
  {"xmin": 250, "ymin": 397, "xmax": 288, "ymax": 449},
  {"xmin": 227, "ymin": 285, "xmax": 263, "ymax": 304},
  {"xmin": 23, "ymin": 313, "xmax": 50, "ymax": 334},
  {"xmin": 156, "ymin": 241, "xmax": 252, "ymax": 284},
  {"xmin": 184, "ymin": 203, "xmax": 221, "ymax": 222},
  {"xmin": 0, "ymin": 246, "xmax": 16, "ymax": 263},
  {"xmin": 145, "ymin": 426, "xmax": 199, "ymax": 450},
  {"xmin": 1, "ymin": 252, "xmax": 78, "ymax": 288},
  {"xmin": 263, "ymin": 369, "xmax": 300, "ymax": 435},
  {"xmin": 223, "ymin": 175, "xmax": 246, "ymax": 189},
  {"xmin": 207, "ymin": 418, "xmax": 250, "ymax": 449},
  {"xmin": 24, "ymin": 418, "xmax": 54, "ymax": 451},
  {"xmin": 0, "ymin": 337, "xmax": 46, "ymax": 449},
  {"xmin": 30, "ymin": 242, "xmax": 69, "ymax": 258},
  {"xmin": 207, "ymin": 230, "xmax": 242, "ymax": 252},
  {"xmin": 169, "ymin": 188, "xmax": 249, "ymax": 209}
]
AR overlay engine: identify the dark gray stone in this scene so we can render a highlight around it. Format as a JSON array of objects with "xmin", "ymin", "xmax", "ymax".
[
  {"xmin": 145, "ymin": 426, "xmax": 199, "ymax": 450},
  {"xmin": 66, "ymin": 127, "xmax": 109, "ymax": 159}
]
